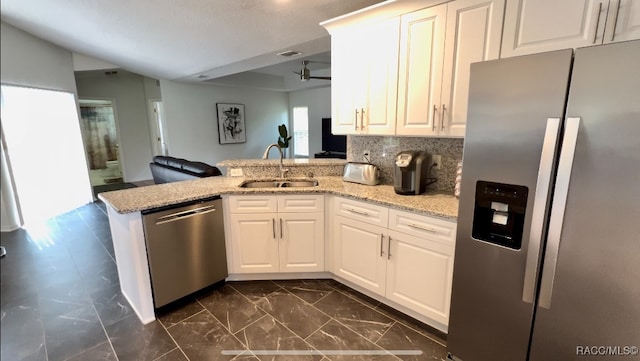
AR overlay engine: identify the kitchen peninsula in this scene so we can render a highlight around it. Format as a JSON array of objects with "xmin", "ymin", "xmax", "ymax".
[{"xmin": 99, "ymin": 159, "xmax": 458, "ymax": 331}]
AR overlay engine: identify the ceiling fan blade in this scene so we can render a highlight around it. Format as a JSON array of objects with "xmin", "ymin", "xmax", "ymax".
[{"xmin": 309, "ymin": 76, "xmax": 331, "ymax": 80}]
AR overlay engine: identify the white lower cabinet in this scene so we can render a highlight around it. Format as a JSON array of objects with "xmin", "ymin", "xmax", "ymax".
[
  {"xmin": 229, "ymin": 212, "xmax": 280, "ymax": 273},
  {"xmin": 227, "ymin": 195, "xmax": 324, "ymax": 274},
  {"xmin": 333, "ymin": 216, "xmax": 388, "ymax": 295},
  {"xmin": 279, "ymin": 212, "xmax": 324, "ymax": 272},
  {"xmin": 226, "ymin": 193, "xmax": 457, "ymax": 328},
  {"xmin": 332, "ymin": 196, "xmax": 456, "ymax": 326},
  {"xmin": 386, "ymin": 229, "xmax": 454, "ymax": 326}
]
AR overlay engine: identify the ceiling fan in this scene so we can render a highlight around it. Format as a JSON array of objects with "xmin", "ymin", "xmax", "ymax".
[{"xmin": 294, "ymin": 60, "xmax": 331, "ymax": 82}]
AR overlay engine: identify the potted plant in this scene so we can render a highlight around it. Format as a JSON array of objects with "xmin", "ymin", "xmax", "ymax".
[{"xmin": 277, "ymin": 124, "xmax": 292, "ymax": 158}]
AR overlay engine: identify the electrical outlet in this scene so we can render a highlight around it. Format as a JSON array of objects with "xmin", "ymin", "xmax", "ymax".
[
  {"xmin": 229, "ymin": 168, "xmax": 243, "ymax": 177},
  {"xmin": 432, "ymin": 155, "xmax": 442, "ymax": 170}
]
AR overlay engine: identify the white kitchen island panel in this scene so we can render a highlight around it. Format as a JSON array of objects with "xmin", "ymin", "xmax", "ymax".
[{"xmin": 106, "ymin": 205, "xmax": 155, "ymax": 324}]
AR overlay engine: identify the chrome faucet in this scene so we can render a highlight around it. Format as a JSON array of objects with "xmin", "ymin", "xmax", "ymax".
[{"xmin": 262, "ymin": 143, "xmax": 289, "ymax": 178}]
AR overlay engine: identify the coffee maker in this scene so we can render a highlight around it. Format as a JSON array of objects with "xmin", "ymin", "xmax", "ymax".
[{"xmin": 394, "ymin": 151, "xmax": 432, "ymax": 195}]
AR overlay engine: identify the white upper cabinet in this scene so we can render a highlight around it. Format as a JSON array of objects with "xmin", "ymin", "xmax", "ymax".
[
  {"xmin": 396, "ymin": 4, "xmax": 447, "ymax": 136},
  {"xmin": 440, "ymin": 0, "xmax": 505, "ymax": 137},
  {"xmin": 502, "ymin": 0, "xmax": 640, "ymax": 58},
  {"xmin": 396, "ymin": 0, "xmax": 505, "ymax": 137},
  {"xmin": 329, "ymin": 18, "xmax": 400, "ymax": 135},
  {"xmin": 605, "ymin": 0, "xmax": 640, "ymax": 43}
]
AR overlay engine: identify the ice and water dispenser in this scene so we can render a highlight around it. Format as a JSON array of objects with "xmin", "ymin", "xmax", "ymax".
[{"xmin": 472, "ymin": 181, "xmax": 528, "ymax": 250}]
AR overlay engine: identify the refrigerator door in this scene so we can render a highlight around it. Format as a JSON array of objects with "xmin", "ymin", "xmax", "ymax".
[
  {"xmin": 529, "ymin": 40, "xmax": 640, "ymax": 361},
  {"xmin": 447, "ymin": 50, "xmax": 573, "ymax": 361}
]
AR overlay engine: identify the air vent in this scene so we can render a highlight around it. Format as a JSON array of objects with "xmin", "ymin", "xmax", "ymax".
[{"xmin": 278, "ymin": 50, "xmax": 303, "ymax": 57}]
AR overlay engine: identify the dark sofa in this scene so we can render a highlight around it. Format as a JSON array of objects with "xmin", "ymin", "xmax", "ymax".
[{"xmin": 150, "ymin": 156, "xmax": 222, "ymax": 184}]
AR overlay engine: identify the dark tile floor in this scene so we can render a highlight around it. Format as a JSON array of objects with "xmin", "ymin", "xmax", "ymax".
[{"xmin": 1, "ymin": 202, "xmax": 448, "ymax": 361}]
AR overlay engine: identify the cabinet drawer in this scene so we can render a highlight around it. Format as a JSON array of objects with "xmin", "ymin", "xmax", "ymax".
[
  {"xmin": 388, "ymin": 208, "xmax": 456, "ymax": 246},
  {"xmin": 334, "ymin": 196, "xmax": 388, "ymax": 228},
  {"xmin": 228, "ymin": 195, "xmax": 277, "ymax": 213},
  {"xmin": 277, "ymin": 195, "xmax": 324, "ymax": 213}
]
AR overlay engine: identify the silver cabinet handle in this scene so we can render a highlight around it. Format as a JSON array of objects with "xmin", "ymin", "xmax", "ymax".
[
  {"xmin": 155, "ymin": 205, "xmax": 216, "ymax": 225},
  {"xmin": 360, "ymin": 108, "xmax": 365, "ymax": 130},
  {"xmin": 593, "ymin": 2, "xmax": 603, "ymax": 44},
  {"xmin": 345, "ymin": 208, "xmax": 369, "ymax": 216},
  {"xmin": 387, "ymin": 236, "xmax": 392, "ymax": 260},
  {"xmin": 354, "ymin": 109, "xmax": 359, "ymax": 131},
  {"xmin": 539, "ymin": 117, "xmax": 581, "ymax": 309},
  {"xmin": 611, "ymin": 0, "xmax": 621, "ymax": 41},
  {"xmin": 280, "ymin": 218, "xmax": 283, "ymax": 239},
  {"xmin": 380, "ymin": 234, "xmax": 384, "ymax": 257},
  {"xmin": 441, "ymin": 104, "xmax": 446, "ymax": 131},
  {"xmin": 432, "ymin": 105, "xmax": 438, "ymax": 131},
  {"xmin": 272, "ymin": 218, "xmax": 276, "ymax": 239},
  {"xmin": 407, "ymin": 223, "xmax": 437, "ymax": 233},
  {"xmin": 522, "ymin": 118, "xmax": 561, "ymax": 304}
]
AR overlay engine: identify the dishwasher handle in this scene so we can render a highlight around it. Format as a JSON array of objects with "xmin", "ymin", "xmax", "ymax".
[{"xmin": 155, "ymin": 205, "xmax": 217, "ymax": 225}]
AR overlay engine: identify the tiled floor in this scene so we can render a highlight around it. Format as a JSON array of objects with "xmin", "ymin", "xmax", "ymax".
[{"xmin": 1, "ymin": 202, "xmax": 448, "ymax": 361}]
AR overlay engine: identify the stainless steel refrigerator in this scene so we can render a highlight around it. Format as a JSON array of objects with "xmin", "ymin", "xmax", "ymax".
[{"xmin": 447, "ymin": 40, "xmax": 640, "ymax": 361}]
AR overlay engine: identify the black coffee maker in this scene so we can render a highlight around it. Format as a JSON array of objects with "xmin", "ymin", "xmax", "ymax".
[{"xmin": 394, "ymin": 151, "xmax": 432, "ymax": 195}]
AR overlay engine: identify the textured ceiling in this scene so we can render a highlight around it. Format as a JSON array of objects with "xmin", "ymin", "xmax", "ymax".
[{"xmin": 0, "ymin": 0, "xmax": 384, "ymax": 83}]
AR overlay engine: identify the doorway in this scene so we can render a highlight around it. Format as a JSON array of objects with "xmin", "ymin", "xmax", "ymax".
[
  {"xmin": 78, "ymin": 99, "xmax": 125, "ymax": 194},
  {"xmin": 149, "ymin": 100, "xmax": 168, "ymax": 156}
]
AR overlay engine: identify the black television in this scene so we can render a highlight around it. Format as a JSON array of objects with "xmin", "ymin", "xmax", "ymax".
[{"xmin": 321, "ymin": 118, "xmax": 347, "ymax": 153}]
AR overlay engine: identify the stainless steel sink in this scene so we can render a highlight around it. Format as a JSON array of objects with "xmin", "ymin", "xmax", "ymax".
[
  {"xmin": 279, "ymin": 180, "xmax": 319, "ymax": 188},
  {"xmin": 240, "ymin": 180, "xmax": 280, "ymax": 188},
  {"xmin": 239, "ymin": 179, "xmax": 319, "ymax": 188}
]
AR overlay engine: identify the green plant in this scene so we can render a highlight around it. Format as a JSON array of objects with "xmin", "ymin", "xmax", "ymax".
[{"xmin": 277, "ymin": 124, "xmax": 292, "ymax": 149}]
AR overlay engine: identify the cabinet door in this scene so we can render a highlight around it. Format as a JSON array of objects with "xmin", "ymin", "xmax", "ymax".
[
  {"xmin": 330, "ymin": 29, "xmax": 363, "ymax": 135},
  {"xmin": 228, "ymin": 213, "xmax": 279, "ymax": 273},
  {"xmin": 279, "ymin": 212, "xmax": 324, "ymax": 272},
  {"xmin": 361, "ymin": 17, "xmax": 400, "ymax": 135},
  {"xmin": 604, "ymin": 0, "xmax": 640, "ymax": 43},
  {"xmin": 333, "ymin": 215, "xmax": 387, "ymax": 296},
  {"xmin": 502, "ymin": 0, "xmax": 606, "ymax": 58},
  {"xmin": 386, "ymin": 229, "xmax": 455, "ymax": 326},
  {"xmin": 396, "ymin": 4, "xmax": 447, "ymax": 136},
  {"xmin": 440, "ymin": 0, "xmax": 505, "ymax": 137}
]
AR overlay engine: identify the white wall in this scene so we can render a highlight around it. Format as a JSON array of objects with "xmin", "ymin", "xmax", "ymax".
[
  {"xmin": 288, "ymin": 86, "xmax": 331, "ymax": 157},
  {"xmin": 75, "ymin": 71, "xmax": 159, "ymax": 182},
  {"xmin": 160, "ymin": 80, "xmax": 289, "ymax": 166},
  {"xmin": 1, "ymin": 22, "xmax": 78, "ymax": 93},
  {"xmin": 1, "ymin": 21, "xmax": 82, "ymax": 230}
]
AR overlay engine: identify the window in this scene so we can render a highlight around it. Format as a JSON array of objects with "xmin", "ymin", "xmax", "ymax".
[
  {"xmin": 1, "ymin": 85, "xmax": 93, "ymax": 230},
  {"xmin": 292, "ymin": 107, "xmax": 309, "ymax": 157}
]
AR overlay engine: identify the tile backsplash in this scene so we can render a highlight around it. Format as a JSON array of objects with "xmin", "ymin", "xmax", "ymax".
[{"xmin": 347, "ymin": 136, "xmax": 464, "ymax": 193}]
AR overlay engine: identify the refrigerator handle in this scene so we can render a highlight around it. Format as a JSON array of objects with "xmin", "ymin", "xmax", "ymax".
[
  {"xmin": 538, "ymin": 117, "xmax": 581, "ymax": 309},
  {"xmin": 522, "ymin": 118, "xmax": 561, "ymax": 304}
]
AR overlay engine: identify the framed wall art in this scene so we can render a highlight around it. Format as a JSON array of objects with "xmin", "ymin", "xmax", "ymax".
[{"xmin": 216, "ymin": 103, "xmax": 246, "ymax": 144}]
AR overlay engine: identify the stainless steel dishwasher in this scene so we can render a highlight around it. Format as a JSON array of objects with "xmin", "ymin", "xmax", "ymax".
[{"xmin": 141, "ymin": 196, "xmax": 227, "ymax": 308}]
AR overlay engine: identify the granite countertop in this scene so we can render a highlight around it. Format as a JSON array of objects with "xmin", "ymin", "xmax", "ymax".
[
  {"xmin": 98, "ymin": 176, "xmax": 459, "ymax": 220},
  {"xmin": 217, "ymin": 158, "xmax": 347, "ymax": 167}
]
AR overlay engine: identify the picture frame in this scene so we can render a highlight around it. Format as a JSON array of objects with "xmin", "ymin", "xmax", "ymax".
[{"xmin": 216, "ymin": 103, "xmax": 246, "ymax": 144}]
